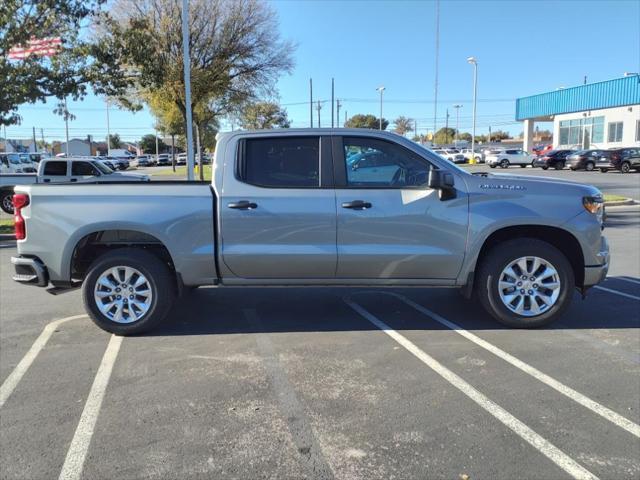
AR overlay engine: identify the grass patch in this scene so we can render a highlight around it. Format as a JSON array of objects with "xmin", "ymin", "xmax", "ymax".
[
  {"xmin": 603, "ymin": 194, "xmax": 629, "ymax": 203},
  {"xmin": 0, "ymin": 218, "xmax": 14, "ymax": 235},
  {"xmin": 154, "ymin": 165, "xmax": 212, "ymax": 181}
]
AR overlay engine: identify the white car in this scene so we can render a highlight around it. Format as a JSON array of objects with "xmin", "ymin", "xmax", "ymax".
[
  {"xmin": 38, "ymin": 157, "xmax": 150, "ymax": 183},
  {"xmin": 433, "ymin": 149, "xmax": 466, "ymax": 164},
  {"xmin": 460, "ymin": 149, "xmax": 482, "ymax": 163},
  {"xmin": 486, "ymin": 149, "xmax": 534, "ymax": 168}
]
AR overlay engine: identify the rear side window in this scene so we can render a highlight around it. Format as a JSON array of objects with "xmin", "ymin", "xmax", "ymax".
[
  {"xmin": 43, "ymin": 161, "xmax": 67, "ymax": 176},
  {"xmin": 71, "ymin": 161, "xmax": 98, "ymax": 176},
  {"xmin": 240, "ymin": 137, "xmax": 320, "ymax": 188}
]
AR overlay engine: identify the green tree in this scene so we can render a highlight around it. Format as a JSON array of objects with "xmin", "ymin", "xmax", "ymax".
[
  {"xmin": 393, "ymin": 116, "xmax": 414, "ymax": 136},
  {"xmin": 108, "ymin": 133, "xmax": 122, "ymax": 149},
  {"xmin": 0, "ymin": 0, "xmax": 128, "ymax": 125},
  {"xmin": 97, "ymin": 0, "xmax": 295, "ymax": 142},
  {"xmin": 458, "ymin": 132, "xmax": 472, "ymax": 142},
  {"xmin": 345, "ymin": 114, "xmax": 388, "ymax": 130},
  {"xmin": 139, "ymin": 134, "xmax": 166, "ymax": 154},
  {"xmin": 434, "ymin": 127, "xmax": 456, "ymax": 145},
  {"xmin": 240, "ymin": 102, "xmax": 290, "ymax": 129}
]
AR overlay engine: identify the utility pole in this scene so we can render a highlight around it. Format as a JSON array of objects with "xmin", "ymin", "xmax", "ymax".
[
  {"xmin": 415, "ymin": 119, "xmax": 418, "ymax": 140},
  {"xmin": 155, "ymin": 130, "xmax": 159, "ymax": 161},
  {"xmin": 309, "ymin": 78, "xmax": 313, "ymax": 128},
  {"xmin": 32, "ymin": 127, "xmax": 37, "ymax": 153},
  {"xmin": 336, "ymin": 99, "xmax": 342, "ymax": 127},
  {"xmin": 64, "ymin": 97, "xmax": 70, "ymax": 157},
  {"xmin": 195, "ymin": 124, "xmax": 203, "ymax": 181},
  {"xmin": 40, "ymin": 128, "xmax": 45, "ymax": 153},
  {"xmin": 345, "ymin": 111, "xmax": 347, "ymax": 125},
  {"xmin": 316, "ymin": 101, "xmax": 322, "ymax": 128},
  {"xmin": 331, "ymin": 78, "xmax": 335, "ymax": 128},
  {"xmin": 433, "ymin": 0, "xmax": 440, "ymax": 141},
  {"xmin": 468, "ymin": 56, "xmax": 478, "ymax": 162},
  {"xmin": 488, "ymin": 126, "xmax": 492, "ymax": 144},
  {"xmin": 181, "ymin": 0, "xmax": 195, "ymax": 180},
  {"xmin": 444, "ymin": 108, "xmax": 450, "ymax": 145},
  {"xmin": 106, "ymin": 98, "xmax": 111, "ymax": 156},
  {"xmin": 376, "ymin": 86, "xmax": 385, "ymax": 130},
  {"xmin": 453, "ymin": 104, "xmax": 462, "ymax": 147}
]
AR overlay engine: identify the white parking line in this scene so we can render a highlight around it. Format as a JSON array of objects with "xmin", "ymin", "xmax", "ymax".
[
  {"xmin": 613, "ymin": 277, "xmax": 640, "ymax": 286},
  {"xmin": 0, "ymin": 314, "xmax": 87, "ymax": 408},
  {"xmin": 58, "ymin": 334, "xmax": 123, "ymax": 480},
  {"xmin": 378, "ymin": 292, "xmax": 640, "ymax": 439},
  {"xmin": 593, "ymin": 285, "xmax": 640, "ymax": 301},
  {"xmin": 345, "ymin": 299, "xmax": 599, "ymax": 480}
]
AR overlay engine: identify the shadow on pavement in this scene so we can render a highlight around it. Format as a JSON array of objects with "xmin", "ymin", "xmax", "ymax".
[{"xmin": 146, "ymin": 276, "xmax": 640, "ymax": 337}]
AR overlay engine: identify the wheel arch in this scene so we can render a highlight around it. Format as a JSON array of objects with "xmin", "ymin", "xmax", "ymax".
[{"xmin": 472, "ymin": 225, "xmax": 585, "ymax": 288}]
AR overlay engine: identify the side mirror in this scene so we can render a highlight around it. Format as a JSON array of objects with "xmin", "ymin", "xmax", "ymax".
[{"xmin": 428, "ymin": 170, "xmax": 456, "ymax": 200}]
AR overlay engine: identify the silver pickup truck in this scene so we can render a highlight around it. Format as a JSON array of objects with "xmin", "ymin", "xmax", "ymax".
[{"xmin": 11, "ymin": 129, "xmax": 609, "ymax": 334}]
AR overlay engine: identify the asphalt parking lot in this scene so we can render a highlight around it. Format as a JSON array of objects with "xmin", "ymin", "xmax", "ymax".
[{"xmin": 0, "ymin": 172, "xmax": 639, "ymax": 480}]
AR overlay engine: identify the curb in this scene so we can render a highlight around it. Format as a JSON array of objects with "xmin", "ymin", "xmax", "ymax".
[
  {"xmin": 604, "ymin": 198, "xmax": 637, "ymax": 207},
  {"xmin": 0, "ymin": 234, "xmax": 15, "ymax": 241}
]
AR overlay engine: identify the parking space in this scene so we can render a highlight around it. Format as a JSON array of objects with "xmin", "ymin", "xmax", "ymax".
[{"xmin": 1, "ymin": 213, "xmax": 639, "ymax": 479}]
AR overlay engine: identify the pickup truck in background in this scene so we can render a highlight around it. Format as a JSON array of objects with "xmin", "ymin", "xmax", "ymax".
[
  {"xmin": 0, "ymin": 157, "xmax": 148, "ymax": 213},
  {"xmin": 11, "ymin": 129, "xmax": 609, "ymax": 334}
]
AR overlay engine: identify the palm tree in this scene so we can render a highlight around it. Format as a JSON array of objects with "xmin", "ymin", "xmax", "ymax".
[{"xmin": 393, "ymin": 116, "xmax": 414, "ymax": 136}]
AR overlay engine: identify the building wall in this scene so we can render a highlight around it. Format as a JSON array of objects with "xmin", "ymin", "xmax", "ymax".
[
  {"xmin": 553, "ymin": 105, "xmax": 640, "ymax": 149},
  {"xmin": 58, "ymin": 139, "xmax": 91, "ymax": 156}
]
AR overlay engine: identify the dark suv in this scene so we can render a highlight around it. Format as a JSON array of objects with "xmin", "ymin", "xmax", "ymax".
[
  {"xmin": 532, "ymin": 149, "xmax": 575, "ymax": 170},
  {"xmin": 567, "ymin": 150, "xmax": 610, "ymax": 171},
  {"xmin": 602, "ymin": 147, "xmax": 640, "ymax": 173}
]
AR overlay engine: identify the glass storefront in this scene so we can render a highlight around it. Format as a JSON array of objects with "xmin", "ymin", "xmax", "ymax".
[{"xmin": 558, "ymin": 116, "xmax": 604, "ymax": 148}]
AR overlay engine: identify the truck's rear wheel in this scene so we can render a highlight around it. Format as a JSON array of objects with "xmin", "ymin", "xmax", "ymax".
[
  {"xmin": 82, "ymin": 248, "xmax": 175, "ymax": 335},
  {"xmin": 1, "ymin": 192, "xmax": 14, "ymax": 214},
  {"xmin": 476, "ymin": 239, "xmax": 574, "ymax": 328}
]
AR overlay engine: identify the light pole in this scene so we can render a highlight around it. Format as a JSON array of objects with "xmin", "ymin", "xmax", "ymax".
[
  {"xmin": 105, "ymin": 98, "xmax": 111, "ymax": 156},
  {"xmin": 181, "ymin": 0, "xmax": 195, "ymax": 180},
  {"xmin": 453, "ymin": 104, "xmax": 462, "ymax": 148},
  {"xmin": 467, "ymin": 56, "xmax": 478, "ymax": 163},
  {"xmin": 376, "ymin": 86, "xmax": 385, "ymax": 130}
]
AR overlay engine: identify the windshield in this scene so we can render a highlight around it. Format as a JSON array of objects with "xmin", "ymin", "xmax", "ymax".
[
  {"xmin": 92, "ymin": 161, "xmax": 113, "ymax": 174},
  {"xmin": 8, "ymin": 154, "xmax": 21, "ymax": 164}
]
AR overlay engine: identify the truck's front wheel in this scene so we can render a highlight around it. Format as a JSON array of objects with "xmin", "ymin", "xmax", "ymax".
[
  {"xmin": 476, "ymin": 239, "xmax": 574, "ymax": 328},
  {"xmin": 82, "ymin": 248, "xmax": 175, "ymax": 335}
]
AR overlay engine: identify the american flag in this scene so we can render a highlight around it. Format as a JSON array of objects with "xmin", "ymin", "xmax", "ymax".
[{"xmin": 8, "ymin": 37, "xmax": 62, "ymax": 59}]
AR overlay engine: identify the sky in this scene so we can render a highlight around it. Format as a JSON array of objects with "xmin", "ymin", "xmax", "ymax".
[{"xmin": 6, "ymin": 0, "xmax": 640, "ymax": 144}]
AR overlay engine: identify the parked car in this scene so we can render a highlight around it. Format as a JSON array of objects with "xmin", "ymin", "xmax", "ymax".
[
  {"xmin": 106, "ymin": 156, "xmax": 130, "ymax": 170},
  {"xmin": 486, "ymin": 149, "xmax": 534, "ymax": 168},
  {"xmin": 135, "ymin": 155, "xmax": 155, "ymax": 167},
  {"xmin": 11, "ymin": 129, "xmax": 608, "ymax": 335},
  {"xmin": 156, "ymin": 153, "xmax": 172, "ymax": 166},
  {"xmin": 0, "ymin": 173, "xmax": 37, "ymax": 213},
  {"xmin": 0, "ymin": 153, "xmax": 26, "ymax": 173},
  {"xmin": 532, "ymin": 149, "xmax": 575, "ymax": 170},
  {"xmin": 533, "ymin": 144, "xmax": 553, "ymax": 156},
  {"xmin": 93, "ymin": 156, "xmax": 117, "ymax": 171},
  {"xmin": 433, "ymin": 149, "xmax": 466, "ymax": 164},
  {"xmin": 602, "ymin": 147, "xmax": 640, "ymax": 173},
  {"xmin": 18, "ymin": 154, "xmax": 38, "ymax": 173},
  {"xmin": 176, "ymin": 152, "xmax": 187, "ymax": 165},
  {"xmin": 460, "ymin": 148, "xmax": 482, "ymax": 163},
  {"xmin": 567, "ymin": 150, "xmax": 609, "ymax": 171}
]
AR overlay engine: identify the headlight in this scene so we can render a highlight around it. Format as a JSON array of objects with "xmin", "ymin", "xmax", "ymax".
[{"xmin": 583, "ymin": 195, "xmax": 603, "ymax": 214}]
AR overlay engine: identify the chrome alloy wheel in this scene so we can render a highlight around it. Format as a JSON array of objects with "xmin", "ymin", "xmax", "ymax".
[
  {"xmin": 497, "ymin": 256, "xmax": 561, "ymax": 317},
  {"xmin": 94, "ymin": 266, "xmax": 153, "ymax": 323}
]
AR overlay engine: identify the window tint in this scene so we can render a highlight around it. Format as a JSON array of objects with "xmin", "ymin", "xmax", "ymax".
[
  {"xmin": 242, "ymin": 137, "xmax": 320, "ymax": 188},
  {"xmin": 343, "ymin": 137, "xmax": 431, "ymax": 188},
  {"xmin": 71, "ymin": 161, "xmax": 98, "ymax": 176},
  {"xmin": 43, "ymin": 161, "xmax": 67, "ymax": 176},
  {"xmin": 505, "ymin": 150, "xmax": 518, "ymax": 155}
]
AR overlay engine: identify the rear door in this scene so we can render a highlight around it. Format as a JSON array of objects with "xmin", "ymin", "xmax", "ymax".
[
  {"xmin": 71, "ymin": 161, "xmax": 100, "ymax": 182},
  {"xmin": 40, "ymin": 160, "xmax": 69, "ymax": 183},
  {"xmin": 334, "ymin": 135, "xmax": 469, "ymax": 280},
  {"xmin": 220, "ymin": 135, "xmax": 337, "ymax": 279}
]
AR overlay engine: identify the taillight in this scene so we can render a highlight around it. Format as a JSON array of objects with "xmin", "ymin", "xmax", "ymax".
[{"xmin": 13, "ymin": 193, "xmax": 29, "ymax": 240}]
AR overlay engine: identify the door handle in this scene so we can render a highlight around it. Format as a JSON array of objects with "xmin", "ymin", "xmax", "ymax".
[
  {"xmin": 341, "ymin": 200, "xmax": 372, "ymax": 210},
  {"xmin": 228, "ymin": 200, "xmax": 258, "ymax": 210}
]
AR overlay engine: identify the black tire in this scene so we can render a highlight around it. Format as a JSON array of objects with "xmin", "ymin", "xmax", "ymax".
[
  {"xmin": 82, "ymin": 248, "xmax": 176, "ymax": 335},
  {"xmin": 489, "ymin": 165, "xmax": 496, "ymax": 169},
  {"xmin": 500, "ymin": 159, "xmax": 509, "ymax": 168},
  {"xmin": 554, "ymin": 161, "xmax": 565, "ymax": 170},
  {"xmin": 600, "ymin": 168, "xmax": 608, "ymax": 173},
  {"xmin": 620, "ymin": 161, "xmax": 631, "ymax": 174},
  {"xmin": 569, "ymin": 167, "xmax": 577, "ymax": 171},
  {"xmin": 476, "ymin": 239, "xmax": 574, "ymax": 328},
  {"xmin": 542, "ymin": 166, "xmax": 549, "ymax": 170},
  {"xmin": 585, "ymin": 161, "xmax": 595, "ymax": 171},
  {"xmin": 0, "ymin": 191, "xmax": 14, "ymax": 214},
  {"xmin": 519, "ymin": 164, "xmax": 527, "ymax": 168}
]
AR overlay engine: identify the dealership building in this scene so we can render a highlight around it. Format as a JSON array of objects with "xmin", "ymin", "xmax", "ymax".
[{"xmin": 516, "ymin": 75, "xmax": 640, "ymax": 152}]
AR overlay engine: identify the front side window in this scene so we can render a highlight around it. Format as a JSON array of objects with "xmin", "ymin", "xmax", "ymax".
[
  {"xmin": 241, "ymin": 137, "xmax": 320, "ymax": 188},
  {"xmin": 43, "ymin": 161, "xmax": 67, "ymax": 176},
  {"xmin": 343, "ymin": 137, "xmax": 431, "ymax": 188},
  {"xmin": 8, "ymin": 154, "xmax": 21, "ymax": 164},
  {"xmin": 608, "ymin": 122, "xmax": 623, "ymax": 142},
  {"xmin": 72, "ymin": 162, "xmax": 98, "ymax": 176}
]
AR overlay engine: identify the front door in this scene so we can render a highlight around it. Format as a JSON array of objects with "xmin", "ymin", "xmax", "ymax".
[
  {"xmin": 335, "ymin": 136, "xmax": 468, "ymax": 280},
  {"xmin": 220, "ymin": 135, "xmax": 337, "ymax": 279}
]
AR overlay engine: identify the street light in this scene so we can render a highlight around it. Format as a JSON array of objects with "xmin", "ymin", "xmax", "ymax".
[
  {"xmin": 376, "ymin": 86, "xmax": 385, "ymax": 130},
  {"xmin": 467, "ymin": 56, "xmax": 478, "ymax": 163},
  {"xmin": 453, "ymin": 104, "xmax": 462, "ymax": 148}
]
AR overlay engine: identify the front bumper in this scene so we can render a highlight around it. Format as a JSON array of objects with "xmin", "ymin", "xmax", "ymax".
[
  {"xmin": 583, "ymin": 236, "xmax": 610, "ymax": 287},
  {"xmin": 11, "ymin": 256, "xmax": 49, "ymax": 287}
]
